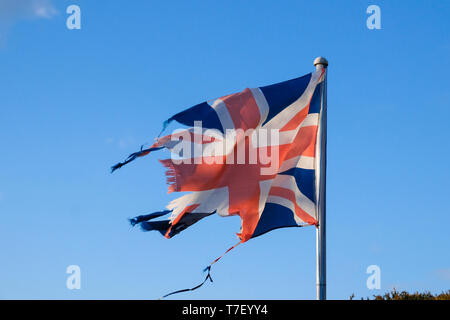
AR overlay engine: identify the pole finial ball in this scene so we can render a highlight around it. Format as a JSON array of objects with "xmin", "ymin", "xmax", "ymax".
[{"xmin": 314, "ymin": 57, "xmax": 328, "ymax": 67}]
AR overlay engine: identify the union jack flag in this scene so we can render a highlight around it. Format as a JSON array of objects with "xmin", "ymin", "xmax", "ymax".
[{"xmin": 112, "ymin": 68, "xmax": 326, "ymax": 245}]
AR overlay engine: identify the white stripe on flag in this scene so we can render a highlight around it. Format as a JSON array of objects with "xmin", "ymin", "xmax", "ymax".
[
  {"xmin": 250, "ymin": 87, "xmax": 270, "ymax": 126},
  {"xmin": 278, "ymin": 155, "xmax": 315, "ymax": 172},
  {"xmin": 209, "ymin": 98, "xmax": 235, "ymax": 131},
  {"xmin": 262, "ymin": 69, "xmax": 322, "ymax": 130},
  {"xmin": 266, "ymin": 195, "xmax": 305, "ymax": 225},
  {"xmin": 271, "ymin": 174, "xmax": 316, "ymax": 219}
]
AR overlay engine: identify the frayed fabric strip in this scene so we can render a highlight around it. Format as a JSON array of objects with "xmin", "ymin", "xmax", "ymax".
[
  {"xmin": 160, "ymin": 266, "xmax": 213, "ymax": 299},
  {"xmin": 159, "ymin": 241, "xmax": 240, "ymax": 299},
  {"xmin": 129, "ymin": 210, "xmax": 171, "ymax": 226},
  {"xmin": 111, "ymin": 146, "xmax": 164, "ymax": 173}
]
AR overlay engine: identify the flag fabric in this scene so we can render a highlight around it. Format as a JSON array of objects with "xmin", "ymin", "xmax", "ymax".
[{"xmin": 113, "ymin": 68, "xmax": 326, "ymax": 245}]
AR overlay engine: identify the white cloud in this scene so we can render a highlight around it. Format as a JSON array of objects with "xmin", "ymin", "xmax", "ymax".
[
  {"xmin": 106, "ymin": 137, "xmax": 138, "ymax": 149},
  {"xmin": 0, "ymin": 0, "xmax": 57, "ymax": 19},
  {"xmin": 0, "ymin": 0, "xmax": 57, "ymax": 42},
  {"xmin": 32, "ymin": 1, "xmax": 58, "ymax": 18}
]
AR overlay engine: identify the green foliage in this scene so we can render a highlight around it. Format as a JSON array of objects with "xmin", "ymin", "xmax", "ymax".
[{"xmin": 350, "ymin": 289, "xmax": 450, "ymax": 300}]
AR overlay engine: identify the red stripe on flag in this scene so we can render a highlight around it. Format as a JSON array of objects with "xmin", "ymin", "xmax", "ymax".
[{"xmin": 221, "ymin": 88, "xmax": 261, "ymax": 130}]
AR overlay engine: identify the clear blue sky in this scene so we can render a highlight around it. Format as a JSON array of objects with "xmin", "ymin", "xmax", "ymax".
[{"xmin": 1, "ymin": 0, "xmax": 449, "ymax": 299}]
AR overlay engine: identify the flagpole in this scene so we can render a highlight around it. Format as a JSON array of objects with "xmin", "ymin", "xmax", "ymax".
[{"xmin": 314, "ymin": 56, "xmax": 328, "ymax": 300}]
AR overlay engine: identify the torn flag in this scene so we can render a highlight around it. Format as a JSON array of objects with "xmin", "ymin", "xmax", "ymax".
[{"xmin": 113, "ymin": 68, "xmax": 325, "ymax": 244}]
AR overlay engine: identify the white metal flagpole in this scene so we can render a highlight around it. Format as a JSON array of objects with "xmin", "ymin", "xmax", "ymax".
[{"xmin": 314, "ymin": 56, "xmax": 328, "ymax": 300}]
